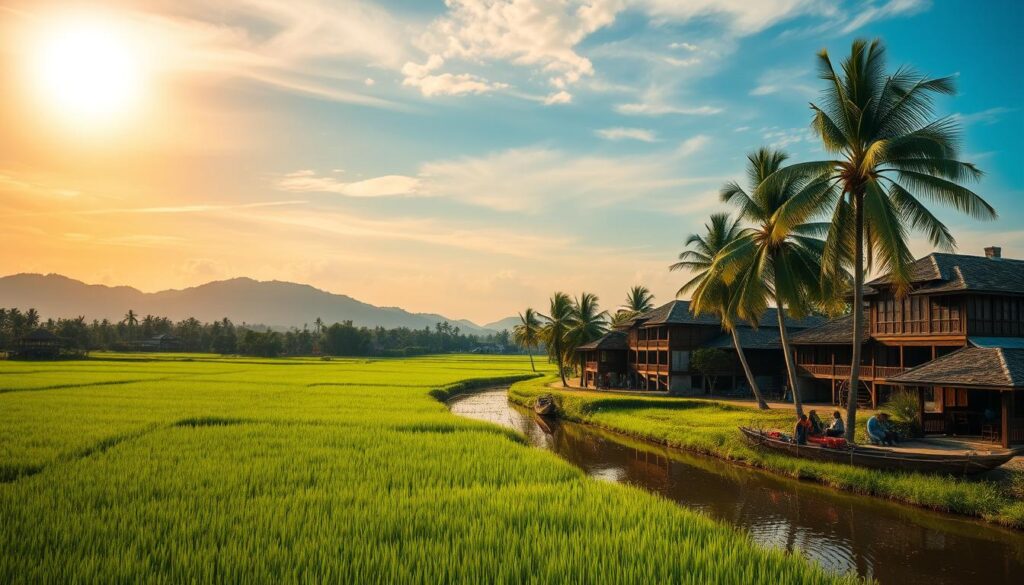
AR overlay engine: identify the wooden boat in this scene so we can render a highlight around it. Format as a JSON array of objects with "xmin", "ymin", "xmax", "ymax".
[
  {"xmin": 534, "ymin": 395, "xmax": 556, "ymax": 417},
  {"xmin": 739, "ymin": 426, "xmax": 1016, "ymax": 475}
]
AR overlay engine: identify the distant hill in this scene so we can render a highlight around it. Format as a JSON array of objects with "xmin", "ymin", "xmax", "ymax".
[
  {"xmin": 482, "ymin": 315, "xmax": 521, "ymax": 332},
  {"xmin": 0, "ymin": 273, "xmax": 511, "ymax": 335}
]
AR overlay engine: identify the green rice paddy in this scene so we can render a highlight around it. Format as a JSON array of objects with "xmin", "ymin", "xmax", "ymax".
[{"xmin": 0, "ymin": 354, "xmax": 858, "ymax": 583}]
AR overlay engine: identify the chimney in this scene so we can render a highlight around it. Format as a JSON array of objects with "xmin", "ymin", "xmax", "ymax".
[{"xmin": 984, "ymin": 246, "xmax": 1002, "ymax": 260}]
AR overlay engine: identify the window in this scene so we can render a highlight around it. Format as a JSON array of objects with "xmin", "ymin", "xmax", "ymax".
[{"xmin": 671, "ymin": 351, "xmax": 690, "ymax": 371}]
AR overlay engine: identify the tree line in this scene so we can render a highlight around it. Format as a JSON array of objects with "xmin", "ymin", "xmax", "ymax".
[
  {"xmin": 513, "ymin": 39, "xmax": 996, "ymax": 444},
  {"xmin": 0, "ymin": 308, "xmax": 517, "ymax": 358}
]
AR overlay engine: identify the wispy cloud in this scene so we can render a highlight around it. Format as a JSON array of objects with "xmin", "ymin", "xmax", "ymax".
[
  {"xmin": 277, "ymin": 171, "xmax": 420, "ymax": 197},
  {"xmin": 953, "ymin": 107, "xmax": 1015, "ymax": 126},
  {"xmin": 840, "ymin": 0, "xmax": 930, "ymax": 33},
  {"xmin": 596, "ymin": 127, "xmax": 659, "ymax": 142},
  {"xmin": 750, "ymin": 67, "xmax": 817, "ymax": 98}
]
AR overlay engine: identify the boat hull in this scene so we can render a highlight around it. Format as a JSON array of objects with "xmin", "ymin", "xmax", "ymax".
[{"xmin": 739, "ymin": 427, "xmax": 1015, "ymax": 475}]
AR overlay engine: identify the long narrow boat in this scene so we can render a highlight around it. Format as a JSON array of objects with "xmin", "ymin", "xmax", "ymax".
[
  {"xmin": 534, "ymin": 395, "xmax": 556, "ymax": 417},
  {"xmin": 739, "ymin": 427, "xmax": 1016, "ymax": 475}
]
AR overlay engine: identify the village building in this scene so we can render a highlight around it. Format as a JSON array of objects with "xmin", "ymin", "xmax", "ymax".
[
  {"xmin": 790, "ymin": 248, "xmax": 1024, "ymax": 447},
  {"xmin": 8, "ymin": 328, "xmax": 67, "ymax": 359},
  {"xmin": 577, "ymin": 300, "xmax": 823, "ymax": 395}
]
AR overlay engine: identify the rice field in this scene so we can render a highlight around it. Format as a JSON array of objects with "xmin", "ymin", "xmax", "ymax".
[{"xmin": 0, "ymin": 353, "xmax": 858, "ymax": 583}]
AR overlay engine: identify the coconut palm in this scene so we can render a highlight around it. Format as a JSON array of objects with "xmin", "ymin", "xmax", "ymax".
[
  {"xmin": 622, "ymin": 285, "xmax": 655, "ymax": 314},
  {"xmin": 513, "ymin": 308, "xmax": 542, "ymax": 372},
  {"xmin": 765, "ymin": 39, "xmax": 996, "ymax": 440},
  {"xmin": 674, "ymin": 213, "xmax": 770, "ymax": 409},
  {"xmin": 540, "ymin": 292, "xmax": 574, "ymax": 387},
  {"xmin": 25, "ymin": 308, "xmax": 40, "ymax": 329},
  {"xmin": 565, "ymin": 293, "xmax": 607, "ymax": 365},
  {"xmin": 123, "ymin": 310, "xmax": 139, "ymax": 341},
  {"xmin": 314, "ymin": 317, "xmax": 324, "ymax": 335},
  {"xmin": 710, "ymin": 147, "xmax": 837, "ymax": 416}
]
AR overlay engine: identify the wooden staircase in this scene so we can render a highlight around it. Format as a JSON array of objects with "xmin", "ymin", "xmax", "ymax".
[{"xmin": 837, "ymin": 379, "xmax": 873, "ymax": 409}]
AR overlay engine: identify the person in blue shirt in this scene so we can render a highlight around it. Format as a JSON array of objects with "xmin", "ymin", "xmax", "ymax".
[{"xmin": 866, "ymin": 413, "xmax": 898, "ymax": 446}]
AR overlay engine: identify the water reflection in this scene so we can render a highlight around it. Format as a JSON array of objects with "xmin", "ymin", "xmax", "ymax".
[{"xmin": 450, "ymin": 390, "xmax": 1024, "ymax": 585}]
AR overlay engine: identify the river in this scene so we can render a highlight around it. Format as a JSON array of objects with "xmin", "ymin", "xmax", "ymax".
[{"xmin": 449, "ymin": 389, "xmax": 1024, "ymax": 584}]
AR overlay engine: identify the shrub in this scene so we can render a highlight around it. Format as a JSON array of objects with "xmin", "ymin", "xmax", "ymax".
[{"xmin": 885, "ymin": 390, "xmax": 921, "ymax": 437}]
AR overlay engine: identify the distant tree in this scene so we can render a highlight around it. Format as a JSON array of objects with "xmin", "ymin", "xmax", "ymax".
[
  {"xmin": 513, "ymin": 308, "xmax": 542, "ymax": 372},
  {"xmin": 122, "ymin": 310, "xmax": 139, "ymax": 341},
  {"xmin": 25, "ymin": 308, "xmax": 40, "ymax": 329},
  {"xmin": 314, "ymin": 317, "xmax": 324, "ymax": 335},
  {"xmin": 691, "ymin": 348, "xmax": 731, "ymax": 395}
]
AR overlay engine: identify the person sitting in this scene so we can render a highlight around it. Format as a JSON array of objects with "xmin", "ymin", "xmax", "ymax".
[
  {"xmin": 867, "ymin": 413, "xmax": 899, "ymax": 446},
  {"xmin": 794, "ymin": 414, "xmax": 812, "ymax": 445},
  {"xmin": 825, "ymin": 411, "xmax": 845, "ymax": 437},
  {"xmin": 808, "ymin": 410, "xmax": 824, "ymax": 436}
]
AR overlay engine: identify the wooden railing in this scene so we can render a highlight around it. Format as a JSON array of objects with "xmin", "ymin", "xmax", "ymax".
[
  {"xmin": 1010, "ymin": 419, "xmax": 1024, "ymax": 444},
  {"xmin": 632, "ymin": 339, "xmax": 669, "ymax": 350},
  {"xmin": 585, "ymin": 361, "xmax": 598, "ymax": 371},
  {"xmin": 634, "ymin": 363, "xmax": 669, "ymax": 375},
  {"xmin": 797, "ymin": 364, "xmax": 905, "ymax": 380}
]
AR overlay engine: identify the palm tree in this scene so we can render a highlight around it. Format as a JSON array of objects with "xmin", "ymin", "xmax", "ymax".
[
  {"xmin": 25, "ymin": 308, "xmax": 40, "ymax": 329},
  {"xmin": 711, "ymin": 147, "xmax": 836, "ymax": 416},
  {"xmin": 512, "ymin": 308, "xmax": 542, "ymax": 372},
  {"xmin": 622, "ymin": 285, "xmax": 655, "ymax": 314},
  {"xmin": 540, "ymin": 292, "xmax": 574, "ymax": 387},
  {"xmin": 676, "ymin": 213, "xmax": 770, "ymax": 409},
  {"xmin": 566, "ymin": 293, "xmax": 607, "ymax": 364},
  {"xmin": 766, "ymin": 39, "xmax": 996, "ymax": 440},
  {"xmin": 314, "ymin": 317, "xmax": 324, "ymax": 335},
  {"xmin": 123, "ymin": 310, "xmax": 139, "ymax": 341}
]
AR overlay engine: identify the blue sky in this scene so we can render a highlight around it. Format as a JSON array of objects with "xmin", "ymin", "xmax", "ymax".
[{"xmin": 1, "ymin": 0, "xmax": 1021, "ymax": 323}]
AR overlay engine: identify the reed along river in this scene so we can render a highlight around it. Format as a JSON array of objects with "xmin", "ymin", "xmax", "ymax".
[{"xmin": 449, "ymin": 389, "xmax": 1024, "ymax": 585}]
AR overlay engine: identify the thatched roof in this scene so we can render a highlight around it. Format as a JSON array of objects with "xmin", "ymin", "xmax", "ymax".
[{"xmin": 577, "ymin": 330, "xmax": 628, "ymax": 351}]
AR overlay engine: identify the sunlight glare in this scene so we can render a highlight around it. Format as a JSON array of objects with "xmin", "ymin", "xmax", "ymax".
[{"xmin": 29, "ymin": 15, "xmax": 146, "ymax": 127}]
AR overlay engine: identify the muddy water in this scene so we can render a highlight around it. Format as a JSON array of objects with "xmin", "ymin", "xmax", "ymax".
[{"xmin": 449, "ymin": 390, "xmax": 1024, "ymax": 585}]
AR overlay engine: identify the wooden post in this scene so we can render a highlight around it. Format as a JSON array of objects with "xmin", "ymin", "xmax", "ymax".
[
  {"xmin": 917, "ymin": 387, "xmax": 925, "ymax": 438},
  {"xmin": 1002, "ymin": 391, "xmax": 1014, "ymax": 449},
  {"xmin": 871, "ymin": 382, "xmax": 878, "ymax": 410},
  {"xmin": 899, "ymin": 345, "xmax": 904, "ymax": 369}
]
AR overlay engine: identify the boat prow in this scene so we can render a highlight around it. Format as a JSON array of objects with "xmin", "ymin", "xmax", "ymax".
[
  {"xmin": 534, "ymin": 395, "xmax": 556, "ymax": 417},
  {"xmin": 739, "ymin": 426, "xmax": 1016, "ymax": 475}
]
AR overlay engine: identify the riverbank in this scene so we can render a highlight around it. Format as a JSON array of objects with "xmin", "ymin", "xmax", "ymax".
[{"xmin": 510, "ymin": 376, "xmax": 1024, "ymax": 529}]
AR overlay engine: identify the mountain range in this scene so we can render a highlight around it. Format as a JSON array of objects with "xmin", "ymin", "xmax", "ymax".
[{"xmin": 0, "ymin": 273, "xmax": 515, "ymax": 335}]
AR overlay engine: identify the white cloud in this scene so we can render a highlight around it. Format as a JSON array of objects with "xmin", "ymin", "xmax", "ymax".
[
  {"xmin": 635, "ymin": 0, "xmax": 836, "ymax": 34},
  {"xmin": 952, "ymin": 107, "xmax": 1014, "ymax": 126},
  {"xmin": 544, "ymin": 90, "xmax": 573, "ymax": 105},
  {"xmin": 840, "ymin": 0, "xmax": 930, "ymax": 33},
  {"xmin": 401, "ymin": 55, "xmax": 508, "ymax": 97},
  {"xmin": 669, "ymin": 41, "xmax": 699, "ymax": 51},
  {"xmin": 277, "ymin": 172, "xmax": 421, "ymax": 197},
  {"xmin": 750, "ymin": 67, "xmax": 817, "ymax": 97},
  {"xmin": 676, "ymin": 135, "xmax": 710, "ymax": 157},
  {"xmin": 616, "ymin": 102, "xmax": 722, "ymax": 116},
  {"xmin": 596, "ymin": 127, "xmax": 658, "ymax": 142}
]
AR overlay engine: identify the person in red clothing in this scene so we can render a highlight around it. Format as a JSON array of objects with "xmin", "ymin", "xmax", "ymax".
[{"xmin": 794, "ymin": 414, "xmax": 812, "ymax": 445}]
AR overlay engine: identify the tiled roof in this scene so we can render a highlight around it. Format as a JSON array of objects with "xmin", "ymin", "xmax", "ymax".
[
  {"xmin": 706, "ymin": 327, "xmax": 784, "ymax": 350},
  {"xmin": 789, "ymin": 311, "xmax": 869, "ymax": 345},
  {"xmin": 576, "ymin": 330, "xmax": 628, "ymax": 351},
  {"xmin": 866, "ymin": 253, "xmax": 1024, "ymax": 295},
  {"xmin": 636, "ymin": 300, "xmax": 826, "ymax": 329},
  {"xmin": 889, "ymin": 346, "xmax": 1024, "ymax": 389}
]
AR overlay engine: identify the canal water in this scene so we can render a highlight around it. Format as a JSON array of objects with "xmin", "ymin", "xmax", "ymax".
[{"xmin": 449, "ymin": 389, "xmax": 1024, "ymax": 585}]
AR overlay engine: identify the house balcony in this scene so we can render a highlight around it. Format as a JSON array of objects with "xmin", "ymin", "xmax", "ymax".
[
  {"xmin": 796, "ymin": 364, "xmax": 907, "ymax": 381},
  {"xmin": 630, "ymin": 339, "xmax": 669, "ymax": 351},
  {"xmin": 633, "ymin": 363, "xmax": 670, "ymax": 376}
]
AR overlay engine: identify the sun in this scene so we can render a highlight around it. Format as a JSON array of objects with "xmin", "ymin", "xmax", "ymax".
[{"xmin": 28, "ymin": 15, "xmax": 147, "ymax": 127}]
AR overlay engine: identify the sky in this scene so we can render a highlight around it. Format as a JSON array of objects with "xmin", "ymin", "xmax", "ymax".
[{"xmin": 1, "ymin": 0, "xmax": 1022, "ymax": 325}]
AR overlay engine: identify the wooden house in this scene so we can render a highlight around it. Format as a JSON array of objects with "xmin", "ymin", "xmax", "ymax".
[
  {"xmin": 790, "ymin": 248, "xmax": 1024, "ymax": 447},
  {"xmin": 9, "ymin": 329, "xmax": 66, "ymax": 359},
  {"xmin": 577, "ymin": 300, "xmax": 823, "ymax": 395}
]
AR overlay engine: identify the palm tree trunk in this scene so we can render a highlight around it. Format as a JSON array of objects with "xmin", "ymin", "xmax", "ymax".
[
  {"xmin": 528, "ymin": 348, "xmax": 536, "ymax": 372},
  {"xmin": 730, "ymin": 327, "xmax": 768, "ymax": 409},
  {"xmin": 846, "ymin": 192, "xmax": 865, "ymax": 443},
  {"xmin": 775, "ymin": 299, "xmax": 803, "ymax": 417},
  {"xmin": 554, "ymin": 337, "xmax": 568, "ymax": 387}
]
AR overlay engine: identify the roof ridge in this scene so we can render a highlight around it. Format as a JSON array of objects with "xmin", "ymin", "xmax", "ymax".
[{"xmin": 995, "ymin": 347, "xmax": 1015, "ymax": 386}]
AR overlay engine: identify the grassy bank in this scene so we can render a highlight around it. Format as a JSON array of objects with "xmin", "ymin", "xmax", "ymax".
[
  {"xmin": 0, "ymin": 354, "xmax": 858, "ymax": 583},
  {"xmin": 510, "ymin": 376, "xmax": 1024, "ymax": 529}
]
